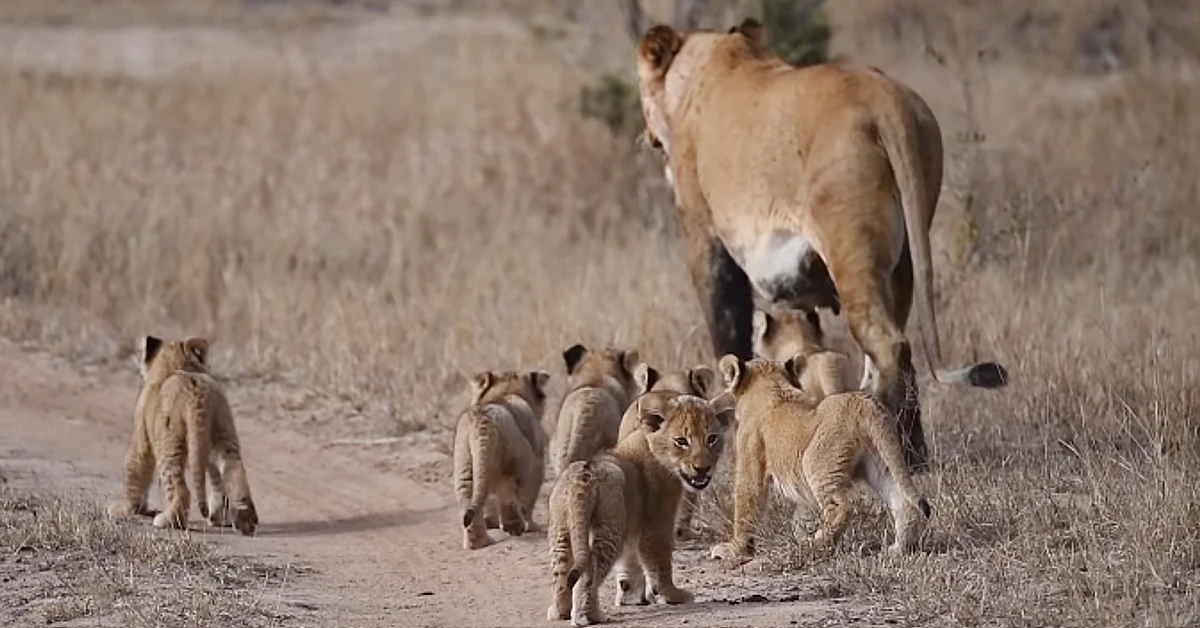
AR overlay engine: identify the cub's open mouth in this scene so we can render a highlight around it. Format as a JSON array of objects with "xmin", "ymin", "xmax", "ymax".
[{"xmin": 681, "ymin": 473, "xmax": 711, "ymax": 491}]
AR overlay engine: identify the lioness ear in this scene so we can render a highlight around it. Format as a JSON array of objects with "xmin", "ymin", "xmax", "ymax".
[
  {"xmin": 143, "ymin": 335, "xmax": 163, "ymax": 365},
  {"xmin": 470, "ymin": 372, "xmax": 494, "ymax": 403},
  {"xmin": 635, "ymin": 363, "xmax": 660, "ymax": 395},
  {"xmin": 529, "ymin": 370, "xmax": 551, "ymax": 399},
  {"xmin": 184, "ymin": 337, "xmax": 209, "ymax": 365},
  {"xmin": 689, "ymin": 365, "xmax": 717, "ymax": 398},
  {"xmin": 730, "ymin": 17, "xmax": 767, "ymax": 47},
  {"xmin": 621, "ymin": 350, "xmax": 641, "ymax": 379},
  {"xmin": 709, "ymin": 392, "xmax": 738, "ymax": 431},
  {"xmin": 718, "ymin": 354, "xmax": 744, "ymax": 390},
  {"xmin": 637, "ymin": 24, "xmax": 683, "ymax": 77},
  {"xmin": 563, "ymin": 343, "xmax": 587, "ymax": 375}
]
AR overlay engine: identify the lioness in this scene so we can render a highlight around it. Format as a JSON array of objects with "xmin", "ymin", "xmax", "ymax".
[
  {"xmin": 752, "ymin": 308, "xmax": 856, "ymax": 402},
  {"xmin": 634, "ymin": 18, "xmax": 1008, "ymax": 471},
  {"xmin": 550, "ymin": 344, "xmax": 642, "ymax": 476},
  {"xmin": 107, "ymin": 336, "xmax": 258, "ymax": 536},
  {"xmin": 710, "ymin": 354, "xmax": 931, "ymax": 563},
  {"xmin": 454, "ymin": 368, "xmax": 550, "ymax": 550},
  {"xmin": 546, "ymin": 391, "xmax": 734, "ymax": 626},
  {"xmin": 616, "ymin": 362, "xmax": 719, "ymax": 540}
]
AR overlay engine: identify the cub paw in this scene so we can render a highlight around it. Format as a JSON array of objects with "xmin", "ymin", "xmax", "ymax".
[
  {"xmin": 501, "ymin": 518, "xmax": 525, "ymax": 537},
  {"xmin": 709, "ymin": 542, "xmax": 752, "ymax": 563},
  {"xmin": 463, "ymin": 532, "xmax": 494, "ymax": 550},
  {"xmin": 547, "ymin": 604, "xmax": 570, "ymax": 621},
  {"xmin": 657, "ymin": 586, "xmax": 694, "ymax": 605},
  {"xmin": 570, "ymin": 607, "xmax": 604, "ymax": 627},
  {"xmin": 615, "ymin": 576, "xmax": 649, "ymax": 606},
  {"xmin": 233, "ymin": 503, "xmax": 258, "ymax": 537},
  {"xmin": 152, "ymin": 511, "xmax": 185, "ymax": 530}
]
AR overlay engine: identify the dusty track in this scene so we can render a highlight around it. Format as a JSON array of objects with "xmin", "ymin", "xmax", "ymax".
[{"xmin": 0, "ymin": 344, "xmax": 870, "ymax": 627}]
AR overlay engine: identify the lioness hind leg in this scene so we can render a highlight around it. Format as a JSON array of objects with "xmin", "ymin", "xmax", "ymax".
[{"xmin": 837, "ymin": 276, "xmax": 927, "ymax": 472}]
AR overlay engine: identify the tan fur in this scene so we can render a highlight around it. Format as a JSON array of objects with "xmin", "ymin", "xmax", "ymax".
[
  {"xmin": 710, "ymin": 354, "xmax": 931, "ymax": 563},
  {"xmin": 453, "ymin": 368, "xmax": 550, "ymax": 550},
  {"xmin": 550, "ymin": 344, "xmax": 643, "ymax": 476},
  {"xmin": 546, "ymin": 392, "xmax": 734, "ymax": 626},
  {"xmin": 635, "ymin": 19, "xmax": 1008, "ymax": 470},
  {"xmin": 752, "ymin": 309, "xmax": 855, "ymax": 402},
  {"xmin": 616, "ymin": 362, "xmax": 718, "ymax": 540},
  {"xmin": 107, "ymin": 336, "xmax": 258, "ymax": 536}
]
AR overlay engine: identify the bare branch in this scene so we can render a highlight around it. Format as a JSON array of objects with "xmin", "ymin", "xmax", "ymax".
[
  {"xmin": 675, "ymin": 0, "xmax": 711, "ymax": 30},
  {"xmin": 623, "ymin": 0, "xmax": 648, "ymax": 41}
]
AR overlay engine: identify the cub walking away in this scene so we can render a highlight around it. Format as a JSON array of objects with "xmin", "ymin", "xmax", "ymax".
[
  {"xmin": 454, "ymin": 368, "xmax": 551, "ymax": 550},
  {"xmin": 550, "ymin": 344, "xmax": 643, "ymax": 476},
  {"xmin": 710, "ymin": 355, "xmax": 931, "ymax": 563},
  {"xmin": 107, "ymin": 336, "xmax": 258, "ymax": 536},
  {"xmin": 546, "ymin": 392, "xmax": 734, "ymax": 626}
]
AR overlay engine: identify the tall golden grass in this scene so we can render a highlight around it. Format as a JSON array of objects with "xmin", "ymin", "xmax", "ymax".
[{"xmin": 0, "ymin": 0, "xmax": 1196, "ymax": 624}]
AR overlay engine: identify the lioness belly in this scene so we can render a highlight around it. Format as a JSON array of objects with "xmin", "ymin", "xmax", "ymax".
[{"xmin": 737, "ymin": 230, "xmax": 840, "ymax": 314}]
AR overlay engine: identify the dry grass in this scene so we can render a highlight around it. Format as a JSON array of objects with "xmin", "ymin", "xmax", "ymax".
[
  {"xmin": 0, "ymin": 0, "xmax": 1197, "ymax": 625},
  {"xmin": 0, "ymin": 488, "xmax": 296, "ymax": 627}
]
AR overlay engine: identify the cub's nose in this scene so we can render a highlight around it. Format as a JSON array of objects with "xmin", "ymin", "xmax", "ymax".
[{"xmin": 692, "ymin": 465, "xmax": 712, "ymax": 479}]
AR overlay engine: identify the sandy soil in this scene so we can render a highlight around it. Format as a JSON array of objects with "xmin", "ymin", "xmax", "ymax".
[{"xmin": 0, "ymin": 342, "xmax": 897, "ymax": 628}]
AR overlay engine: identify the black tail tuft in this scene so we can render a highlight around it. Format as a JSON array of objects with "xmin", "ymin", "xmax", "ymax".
[
  {"xmin": 967, "ymin": 362, "xmax": 1009, "ymax": 388},
  {"xmin": 567, "ymin": 569, "xmax": 581, "ymax": 589},
  {"xmin": 462, "ymin": 508, "xmax": 476, "ymax": 528},
  {"xmin": 918, "ymin": 498, "xmax": 932, "ymax": 519}
]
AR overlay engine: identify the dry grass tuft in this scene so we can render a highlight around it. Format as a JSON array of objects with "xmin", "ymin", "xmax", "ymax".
[
  {"xmin": 0, "ymin": 488, "xmax": 297, "ymax": 627},
  {"xmin": 0, "ymin": 0, "xmax": 1197, "ymax": 625}
]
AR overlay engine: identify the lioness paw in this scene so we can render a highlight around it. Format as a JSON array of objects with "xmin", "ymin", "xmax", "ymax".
[{"xmin": 658, "ymin": 586, "xmax": 694, "ymax": 605}]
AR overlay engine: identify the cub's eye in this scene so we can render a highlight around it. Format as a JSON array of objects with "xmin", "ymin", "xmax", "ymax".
[
  {"xmin": 706, "ymin": 434, "xmax": 719, "ymax": 447},
  {"xmin": 673, "ymin": 437, "xmax": 690, "ymax": 449}
]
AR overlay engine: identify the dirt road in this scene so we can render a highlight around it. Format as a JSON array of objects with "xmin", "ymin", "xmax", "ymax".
[{"xmin": 0, "ymin": 343, "xmax": 864, "ymax": 627}]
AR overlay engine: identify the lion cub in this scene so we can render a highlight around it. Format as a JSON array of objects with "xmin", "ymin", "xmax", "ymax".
[
  {"xmin": 752, "ymin": 308, "xmax": 856, "ymax": 401},
  {"xmin": 710, "ymin": 355, "xmax": 931, "ymax": 563},
  {"xmin": 108, "ymin": 336, "xmax": 258, "ymax": 536},
  {"xmin": 550, "ymin": 344, "xmax": 643, "ymax": 476},
  {"xmin": 616, "ymin": 362, "xmax": 718, "ymax": 540},
  {"xmin": 453, "ymin": 368, "xmax": 550, "ymax": 550},
  {"xmin": 547, "ymin": 392, "xmax": 734, "ymax": 626}
]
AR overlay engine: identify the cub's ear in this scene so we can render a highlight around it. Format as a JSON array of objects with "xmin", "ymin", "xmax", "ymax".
[
  {"xmin": 634, "ymin": 363, "xmax": 660, "ymax": 395},
  {"xmin": 688, "ymin": 365, "xmax": 717, "ymax": 398},
  {"xmin": 143, "ymin": 335, "xmax": 163, "ymax": 365},
  {"xmin": 620, "ymin": 350, "xmax": 642, "ymax": 379},
  {"xmin": 636, "ymin": 394, "xmax": 669, "ymax": 434},
  {"xmin": 783, "ymin": 355, "xmax": 808, "ymax": 388},
  {"xmin": 637, "ymin": 24, "xmax": 683, "ymax": 77},
  {"xmin": 718, "ymin": 354, "xmax": 744, "ymax": 391},
  {"xmin": 708, "ymin": 392, "xmax": 738, "ymax": 431},
  {"xmin": 528, "ymin": 370, "xmax": 551, "ymax": 399},
  {"xmin": 729, "ymin": 17, "xmax": 767, "ymax": 47},
  {"xmin": 470, "ymin": 372, "xmax": 494, "ymax": 403},
  {"xmin": 563, "ymin": 343, "xmax": 588, "ymax": 375},
  {"xmin": 184, "ymin": 337, "xmax": 209, "ymax": 365}
]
